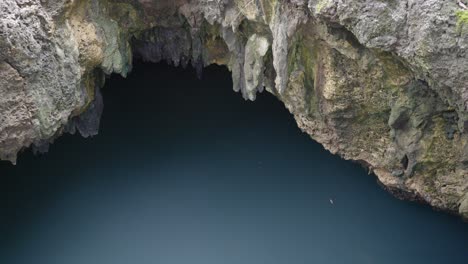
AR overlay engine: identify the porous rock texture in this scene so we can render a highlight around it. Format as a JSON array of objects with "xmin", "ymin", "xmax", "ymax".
[{"xmin": 1, "ymin": 0, "xmax": 468, "ymax": 219}]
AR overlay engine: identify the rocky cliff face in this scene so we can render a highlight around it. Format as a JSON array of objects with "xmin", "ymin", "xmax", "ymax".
[{"xmin": 1, "ymin": 0, "xmax": 468, "ymax": 219}]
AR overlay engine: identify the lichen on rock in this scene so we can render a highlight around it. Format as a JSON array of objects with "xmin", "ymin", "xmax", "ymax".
[
  {"xmin": 1, "ymin": 0, "xmax": 468, "ymax": 221},
  {"xmin": 456, "ymin": 10, "xmax": 468, "ymax": 31}
]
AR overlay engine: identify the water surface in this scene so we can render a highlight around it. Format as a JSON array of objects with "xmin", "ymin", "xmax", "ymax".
[{"xmin": 1, "ymin": 62, "xmax": 467, "ymax": 264}]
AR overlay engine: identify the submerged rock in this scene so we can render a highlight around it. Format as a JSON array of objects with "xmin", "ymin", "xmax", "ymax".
[{"xmin": 1, "ymin": 0, "xmax": 468, "ymax": 220}]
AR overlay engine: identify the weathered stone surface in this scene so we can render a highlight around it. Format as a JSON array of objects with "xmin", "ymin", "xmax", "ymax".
[
  {"xmin": 0, "ymin": 61, "xmax": 36, "ymax": 163},
  {"xmin": 1, "ymin": 0, "xmax": 467, "ymax": 220},
  {"xmin": 460, "ymin": 193, "xmax": 468, "ymax": 219},
  {"xmin": 244, "ymin": 34, "xmax": 269, "ymax": 100}
]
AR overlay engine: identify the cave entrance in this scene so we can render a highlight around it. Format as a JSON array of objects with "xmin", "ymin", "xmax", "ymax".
[{"xmin": 1, "ymin": 61, "xmax": 468, "ymax": 264}]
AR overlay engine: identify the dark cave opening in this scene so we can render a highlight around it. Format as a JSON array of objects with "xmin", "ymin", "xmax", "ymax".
[
  {"xmin": 0, "ymin": 61, "xmax": 467, "ymax": 264},
  {"xmin": 401, "ymin": 154, "xmax": 409, "ymax": 171}
]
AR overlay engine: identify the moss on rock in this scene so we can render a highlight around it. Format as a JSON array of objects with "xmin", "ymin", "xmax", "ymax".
[{"xmin": 456, "ymin": 10, "xmax": 468, "ymax": 31}]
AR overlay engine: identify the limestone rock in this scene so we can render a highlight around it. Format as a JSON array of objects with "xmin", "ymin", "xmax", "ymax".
[{"xmin": 460, "ymin": 193, "xmax": 468, "ymax": 219}]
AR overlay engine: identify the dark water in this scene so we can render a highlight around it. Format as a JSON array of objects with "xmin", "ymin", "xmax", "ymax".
[{"xmin": 1, "ymin": 62, "xmax": 467, "ymax": 264}]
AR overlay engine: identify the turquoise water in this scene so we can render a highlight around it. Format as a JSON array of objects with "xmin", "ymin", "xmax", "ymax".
[{"xmin": 1, "ymin": 62, "xmax": 467, "ymax": 264}]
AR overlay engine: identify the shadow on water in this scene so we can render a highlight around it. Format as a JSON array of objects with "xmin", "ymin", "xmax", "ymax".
[{"xmin": 0, "ymin": 61, "xmax": 467, "ymax": 264}]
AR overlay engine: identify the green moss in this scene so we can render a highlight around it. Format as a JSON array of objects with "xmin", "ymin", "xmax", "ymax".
[
  {"xmin": 414, "ymin": 115, "xmax": 461, "ymax": 180},
  {"xmin": 456, "ymin": 10, "xmax": 468, "ymax": 31},
  {"xmin": 287, "ymin": 35, "xmax": 322, "ymax": 117},
  {"xmin": 301, "ymin": 44, "xmax": 320, "ymax": 117},
  {"xmin": 315, "ymin": 0, "xmax": 329, "ymax": 13}
]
